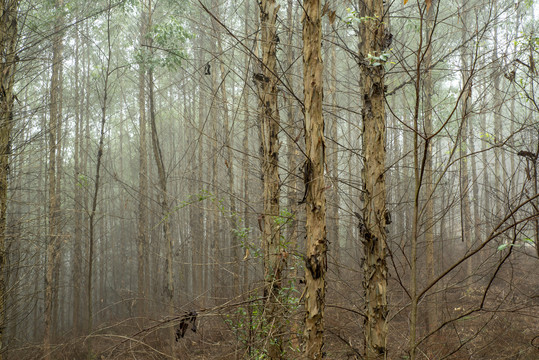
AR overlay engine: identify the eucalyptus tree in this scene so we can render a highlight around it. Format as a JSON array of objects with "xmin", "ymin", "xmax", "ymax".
[
  {"xmin": 257, "ymin": 0, "xmax": 285, "ymax": 355},
  {"xmin": 358, "ymin": 0, "xmax": 389, "ymax": 357},
  {"xmin": 87, "ymin": 3, "xmax": 114, "ymax": 351},
  {"xmin": 136, "ymin": 0, "xmax": 149, "ymax": 318},
  {"xmin": 44, "ymin": 0, "xmax": 64, "ymax": 356},
  {"xmin": 302, "ymin": 0, "xmax": 327, "ymax": 357},
  {"xmin": 0, "ymin": 1, "xmax": 20, "ymax": 358},
  {"xmin": 137, "ymin": 0, "xmax": 191, "ymax": 350}
]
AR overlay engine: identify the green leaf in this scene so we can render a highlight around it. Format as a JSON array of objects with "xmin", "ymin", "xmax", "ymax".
[{"xmin": 497, "ymin": 243, "xmax": 508, "ymax": 251}]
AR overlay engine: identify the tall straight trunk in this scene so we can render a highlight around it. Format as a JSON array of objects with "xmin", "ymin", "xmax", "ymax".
[
  {"xmin": 82, "ymin": 20, "xmax": 91, "ymax": 326},
  {"xmin": 44, "ymin": 1, "xmax": 63, "ymax": 356},
  {"xmin": 98, "ymin": 181, "xmax": 106, "ymax": 321},
  {"xmin": 410, "ymin": 6, "xmax": 425, "ymax": 356},
  {"xmin": 459, "ymin": 0, "xmax": 472, "ymax": 282},
  {"xmin": 424, "ymin": 0, "xmax": 437, "ymax": 334},
  {"xmin": 492, "ymin": 0, "xmax": 504, "ymax": 221},
  {"xmin": 241, "ymin": 0, "xmax": 251, "ymax": 295},
  {"xmin": 53, "ymin": 31, "xmax": 64, "ymax": 341},
  {"xmin": 88, "ymin": 10, "xmax": 112, "ymax": 354},
  {"xmin": 469, "ymin": 121, "xmax": 480, "ymax": 246},
  {"xmin": 480, "ymin": 90, "xmax": 490, "ymax": 240},
  {"xmin": 195, "ymin": 29, "xmax": 206, "ymax": 301},
  {"xmin": 359, "ymin": 0, "xmax": 388, "ymax": 358},
  {"xmin": 284, "ymin": 0, "xmax": 300, "ymax": 347},
  {"xmin": 258, "ymin": 0, "xmax": 284, "ymax": 356},
  {"xmin": 137, "ymin": 0, "xmax": 149, "ymax": 318},
  {"xmin": 209, "ymin": 26, "xmax": 219, "ymax": 303},
  {"xmin": 509, "ymin": 8, "xmax": 522, "ymax": 198},
  {"xmin": 214, "ymin": 25, "xmax": 238, "ymax": 295},
  {"xmin": 390, "ymin": 96, "xmax": 402, "ymax": 242},
  {"xmin": 302, "ymin": 0, "xmax": 327, "ymax": 357},
  {"xmin": 328, "ymin": 15, "xmax": 340, "ymax": 272},
  {"xmin": 0, "ymin": 1, "xmax": 19, "ymax": 357},
  {"xmin": 72, "ymin": 16, "xmax": 82, "ymax": 336},
  {"xmin": 148, "ymin": 68, "xmax": 175, "ymax": 351}
]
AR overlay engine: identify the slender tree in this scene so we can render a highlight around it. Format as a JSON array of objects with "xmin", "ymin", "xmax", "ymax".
[
  {"xmin": 459, "ymin": 0, "xmax": 473, "ymax": 284},
  {"xmin": 146, "ymin": 5, "xmax": 175, "ymax": 348},
  {"xmin": 137, "ymin": 0, "xmax": 149, "ymax": 318},
  {"xmin": 88, "ymin": 6, "xmax": 113, "ymax": 354},
  {"xmin": 44, "ymin": 0, "xmax": 64, "ymax": 356},
  {"xmin": 0, "ymin": 1, "xmax": 20, "ymax": 357},
  {"xmin": 302, "ymin": 0, "xmax": 327, "ymax": 356},
  {"xmin": 257, "ymin": 0, "xmax": 284, "ymax": 356},
  {"xmin": 359, "ymin": 0, "xmax": 389, "ymax": 358},
  {"xmin": 424, "ymin": 0, "xmax": 437, "ymax": 334},
  {"xmin": 72, "ymin": 13, "xmax": 83, "ymax": 336}
]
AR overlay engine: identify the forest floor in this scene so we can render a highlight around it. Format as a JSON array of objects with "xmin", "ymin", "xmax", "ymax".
[{"xmin": 8, "ymin": 258, "xmax": 539, "ymax": 359}]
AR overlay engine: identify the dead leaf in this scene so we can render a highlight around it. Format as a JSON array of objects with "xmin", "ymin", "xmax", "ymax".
[
  {"xmin": 322, "ymin": 2, "xmax": 329, "ymax": 17},
  {"xmin": 243, "ymin": 248, "xmax": 250, "ymax": 260},
  {"xmin": 426, "ymin": 0, "xmax": 431, "ymax": 11},
  {"xmin": 404, "ymin": 0, "xmax": 408, "ymax": 4},
  {"xmin": 328, "ymin": 10, "xmax": 336, "ymax": 25}
]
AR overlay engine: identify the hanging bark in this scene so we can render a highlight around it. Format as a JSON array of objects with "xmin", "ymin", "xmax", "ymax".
[
  {"xmin": 0, "ymin": 1, "xmax": 19, "ymax": 358},
  {"xmin": 258, "ymin": 0, "xmax": 284, "ymax": 356},
  {"xmin": 358, "ymin": 0, "xmax": 389, "ymax": 358},
  {"xmin": 302, "ymin": 0, "xmax": 327, "ymax": 357}
]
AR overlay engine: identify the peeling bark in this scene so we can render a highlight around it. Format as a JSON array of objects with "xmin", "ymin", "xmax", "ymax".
[
  {"xmin": 302, "ymin": 0, "xmax": 327, "ymax": 357},
  {"xmin": 359, "ymin": 0, "xmax": 388, "ymax": 358},
  {"xmin": 258, "ymin": 0, "xmax": 284, "ymax": 356}
]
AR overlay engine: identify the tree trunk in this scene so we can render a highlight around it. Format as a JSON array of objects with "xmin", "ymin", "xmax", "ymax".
[
  {"xmin": 492, "ymin": 0, "xmax": 504, "ymax": 221},
  {"xmin": 424, "ymin": 0, "xmax": 437, "ymax": 334},
  {"xmin": 52, "ymin": 27, "xmax": 64, "ymax": 341},
  {"xmin": 258, "ymin": 0, "xmax": 284, "ymax": 356},
  {"xmin": 328, "ymin": 13, "xmax": 340, "ymax": 273},
  {"xmin": 44, "ymin": 1, "xmax": 63, "ymax": 356},
  {"xmin": 241, "ymin": 0, "xmax": 251, "ymax": 295},
  {"xmin": 195, "ymin": 25, "xmax": 206, "ymax": 301},
  {"xmin": 148, "ymin": 67, "xmax": 175, "ymax": 353},
  {"xmin": 359, "ymin": 0, "xmax": 389, "ymax": 358},
  {"xmin": 87, "ymin": 10, "xmax": 112, "ymax": 356},
  {"xmin": 137, "ymin": 0, "xmax": 149, "ymax": 319},
  {"xmin": 72, "ymin": 15, "xmax": 83, "ymax": 336},
  {"xmin": 284, "ymin": 0, "xmax": 300, "ymax": 348},
  {"xmin": 459, "ymin": 0, "xmax": 472, "ymax": 284},
  {"xmin": 214, "ymin": 25, "xmax": 238, "ymax": 296},
  {"xmin": 302, "ymin": 0, "xmax": 327, "ymax": 356},
  {"xmin": 0, "ymin": 1, "xmax": 19, "ymax": 357}
]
